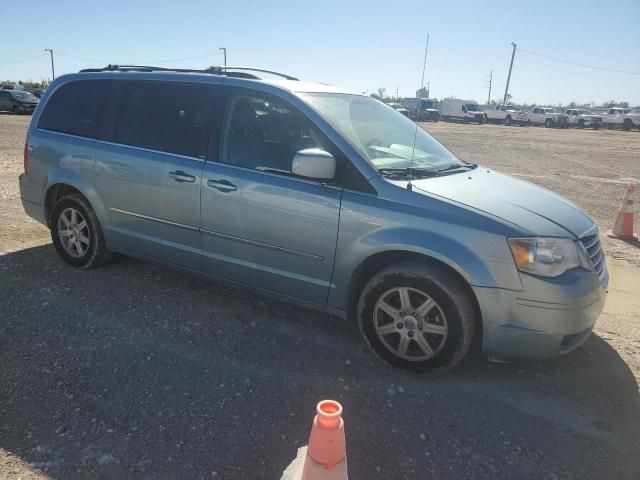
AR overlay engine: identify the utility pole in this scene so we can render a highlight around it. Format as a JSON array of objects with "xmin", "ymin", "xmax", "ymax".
[
  {"xmin": 502, "ymin": 42, "xmax": 516, "ymax": 105},
  {"xmin": 219, "ymin": 47, "xmax": 227, "ymax": 66},
  {"xmin": 485, "ymin": 70, "xmax": 493, "ymax": 105},
  {"xmin": 395, "ymin": 84, "xmax": 399, "ymax": 101},
  {"xmin": 44, "ymin": 49, "xmax": 55, "ymax": 80},
  {"xmin": 426, "ymin": 80, "xmax": 430, "ymax": 98}
]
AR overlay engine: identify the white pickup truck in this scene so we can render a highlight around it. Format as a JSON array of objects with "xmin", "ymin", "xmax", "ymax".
[
  {"xmin": 528, "ymin": 107, "xmax": 568, "ymax": 128},
  {"xmin": 564, "ymin": 109, "xmax": 602, "ymax": 129},
  {"xmin": 602, "ymin": 108, "xmax": 640, "ymax": 131},
  {"xmin": 484, "ymin": 104, "xmax": 528, "ymax": 126}
]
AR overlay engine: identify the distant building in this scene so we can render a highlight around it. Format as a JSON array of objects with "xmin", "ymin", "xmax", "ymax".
[{"xmin": 416, "ymin": 86, "xmax": 429, "ymax": 98}]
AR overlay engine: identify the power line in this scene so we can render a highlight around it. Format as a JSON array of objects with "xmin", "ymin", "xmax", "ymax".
[
  {"xmin": 0, "ymin": 53, "xmax": 47, "ymax": 67},
  {"xmin": 518, "ymin": 47, "xmax": 640, "ymax": 75},
  {"xmin": 55, "ymin": 51, "xmax": 222, "ymax": 65}
]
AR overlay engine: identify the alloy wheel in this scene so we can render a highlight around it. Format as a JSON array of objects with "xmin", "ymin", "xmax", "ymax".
[
  {"xmin": 57, "ymin": 207, "xmax": 90, "ymax": 258},
  {"xmin": 373, "ymin": 287, "xmax": 448, "ymax": 361}
]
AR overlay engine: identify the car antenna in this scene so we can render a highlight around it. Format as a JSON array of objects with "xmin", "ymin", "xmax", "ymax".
[{"xmin": 408, "ymin": 33, "xmax": 430, "ymax": 191}]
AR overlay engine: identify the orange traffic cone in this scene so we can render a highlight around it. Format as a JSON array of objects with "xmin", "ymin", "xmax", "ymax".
[
  {"xmin": 608, "ymin": 184, "xmax": 638, "ymax": 241},
  {"xmin": 281, "ymin": 400, "xmax": 348, "ymax": 480}
]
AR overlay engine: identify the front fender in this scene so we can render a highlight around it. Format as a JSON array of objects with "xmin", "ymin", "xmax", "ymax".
[{"xmin": 328, "ymin": 191, "xmax": 524, "ymax": 312}]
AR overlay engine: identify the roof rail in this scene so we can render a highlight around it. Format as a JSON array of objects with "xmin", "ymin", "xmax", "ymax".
[
  {"xmin": 218, "ymin": 66, "xmax": 299, "ymax": 81},
  {"xmin": 79, "ymin": 64, "xmax": 298, "ymax": 81}
]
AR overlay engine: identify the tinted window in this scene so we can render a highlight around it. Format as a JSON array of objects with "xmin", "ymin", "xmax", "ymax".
[
  {"xmin": 38, "ymin": 80, "xmax": 110, "ymax": 138},
  {"xmin": 115, "ymin": 82, "xmax": 213, "ymax": 158},
  {"xmin": 220, "ymin": 93, "xmax": 330, "ymax": 175}
]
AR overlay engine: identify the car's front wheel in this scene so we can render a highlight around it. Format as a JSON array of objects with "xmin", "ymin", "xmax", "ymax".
[
  {"xmin": 51, "ymin": 193, "xmax": 112, "ymax": 269},
  {"xmin": 357, "ymin": 262, "xmax": 475, "ymax": 373}
]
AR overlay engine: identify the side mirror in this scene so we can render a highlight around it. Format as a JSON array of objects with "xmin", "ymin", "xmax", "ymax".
[{"xmin": 292, "ymin": 148, "xmax": 336, "ymax": 180}]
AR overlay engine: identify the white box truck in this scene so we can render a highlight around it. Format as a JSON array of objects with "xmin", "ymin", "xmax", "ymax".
[{"xmin": 439, "ymin": 99, "xmax": 485, "ymax": 124}]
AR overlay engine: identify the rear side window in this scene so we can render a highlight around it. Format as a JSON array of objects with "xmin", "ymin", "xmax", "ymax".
[
  {"xmin": 115, "ymin": 82, "xmax": 213, "ymax": 158},
  {"xmin": 38, "ymin": 80, "xmax": 110, "ymax": 138}
]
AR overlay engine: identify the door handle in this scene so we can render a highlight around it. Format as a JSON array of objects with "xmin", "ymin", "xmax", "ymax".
[
  {"xmin": 207, "ymin": 179, "xmax": 237, "ymax": 192},
  {"xmin": 169, "ymin": 170, "xmax": 196, "ymax": 183}
]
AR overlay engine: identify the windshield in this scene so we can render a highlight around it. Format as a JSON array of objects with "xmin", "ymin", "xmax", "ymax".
[
  {"xmin": 465, "ymin": 103, "xmax": 482, "ymax": 112},
  {"xmin": 12, "ymin": 91, "xmax": 38, "ymax": 102},
  {"xmin": 300, "ymin": 93, "xmax": 461, "ymax": 175}
]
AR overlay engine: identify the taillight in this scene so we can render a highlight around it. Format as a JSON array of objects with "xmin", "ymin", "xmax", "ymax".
[{"xmin": 23, "ymin": 133, "xmax": 29, "ymax": 175}]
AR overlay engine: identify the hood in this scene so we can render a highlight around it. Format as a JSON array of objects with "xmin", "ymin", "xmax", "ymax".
[{"xmin": 393, "ymin": 168, "xmax": 594, "ymax": 238}]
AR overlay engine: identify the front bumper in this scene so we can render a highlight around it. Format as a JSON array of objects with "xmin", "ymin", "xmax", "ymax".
[
  {"xmin": 474, "ymin": 265, "xmax": 608, "ymax": 361},
  {"xmin": 18, "ymin": 104, "xmax": 37, "ymax": 113}
]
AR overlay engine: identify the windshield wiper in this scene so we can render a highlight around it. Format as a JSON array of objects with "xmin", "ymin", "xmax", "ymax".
[
  {"xmin": 378, "ymin": 167, "xmax": 439, "ymax": 179},
  {"xmin": 434, "ymin": 163, "xmax": 477, "ymax": 175}
]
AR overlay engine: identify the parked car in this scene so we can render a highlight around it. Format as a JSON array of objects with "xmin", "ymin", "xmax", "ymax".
[
  {"xmin": 19, "ymin": 66, "xmax": 608, "ymax": 372},
  {"xmin": 387, "ymin": 102, "xmax": 410, "ymax": 117},
  {"xmin": 484, "ymin": 104, "xmax": 528, "ymax": 126},
  {"xmin": 402, "ymin": 98, "xmax": 440, "ymax": 122},
  {"xmin": 602, "ymin": 108, "xmax": 640, "ymax": 131},
  {"xmin": 564, "ymin": 109, "xmax": 602, "ymax": 129},
  {"xmin": 25, "ymin": 88, "xmax": 45, "ymax": 98},
  {"xmin": 0, "ymin": 89, "xmax": 39, "ymax": 114},
  {"xmin": 527, "ymin": 107, "xmax": 568, "ymax": 128},
  {"xmin": 439, "ymin": 98, "xmax": 484, "ymax": 124}
]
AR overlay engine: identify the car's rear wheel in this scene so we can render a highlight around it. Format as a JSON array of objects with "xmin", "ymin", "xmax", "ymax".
[
  {"xmin": 504, "ymin": 115, "xmax": 512, "ymax": 126},
  {"xmin": 623, "ymin": 119, "xmax": 633, "ymax": 131},
  {"xmin": 357, "ymin": 262, "xmax": 475, "ymax": 373},
  {"xmin": 578, "ymin": 119, "xmax": 585, "ymax": 129},
  {"xmin": 544, "ymin": 118, "xmax": 553, "ymax": 128},
  {"xmin": 51, "ymin": 194, "xmax": 112, "ymax": 269}
]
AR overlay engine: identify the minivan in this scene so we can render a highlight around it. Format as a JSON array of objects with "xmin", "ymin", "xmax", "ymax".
[{"xmin": 19, "ymin": 66, "xmax": 608, "ymax": 372}]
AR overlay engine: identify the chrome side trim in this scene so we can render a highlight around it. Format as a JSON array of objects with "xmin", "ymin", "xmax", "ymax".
[
  {"xmin": 110, "ymin": 208, "xmax": 323, "ymax": 261},
  {"xmin": 201, "ymin": 228, "xmax": 323, "ymax": 261},
  {"xmin": 110, "ymin": 208, "xmax": 199, "ymax": 231}
]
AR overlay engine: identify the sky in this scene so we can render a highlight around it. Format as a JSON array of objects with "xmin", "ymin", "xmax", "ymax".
[{"xmin": 2, "ymin": 0, "xmax": 639, "ymax": 106}]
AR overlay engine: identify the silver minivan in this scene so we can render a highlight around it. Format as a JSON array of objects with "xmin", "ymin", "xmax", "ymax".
[{"xmin": 19, "ymin": 66, "xmax": 608, "ymax": 372}]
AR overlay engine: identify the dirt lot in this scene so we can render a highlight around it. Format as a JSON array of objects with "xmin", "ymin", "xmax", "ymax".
[{"xmin": 1, "ymin": 114, "xmax": 639, "ymax": 479}]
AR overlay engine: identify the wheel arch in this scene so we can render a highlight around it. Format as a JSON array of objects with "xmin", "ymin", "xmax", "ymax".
[
  {"xmin": 345, "ymin": 250, "xmax": 483, "ymax": 341},
  {"xmin": 44, "ymin": 171, "xmax": 109, "ymax": 229}
]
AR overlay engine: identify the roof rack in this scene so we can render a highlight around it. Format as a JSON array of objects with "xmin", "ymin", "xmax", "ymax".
[{"xmin": 79, "ymin": 64, "xmax": 299, "ymax": 81}]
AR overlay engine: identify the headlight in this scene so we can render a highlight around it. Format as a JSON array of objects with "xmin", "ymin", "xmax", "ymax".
[{"xmin": 508, "ymin": 237, "xmax": 582, "ymax": 277}]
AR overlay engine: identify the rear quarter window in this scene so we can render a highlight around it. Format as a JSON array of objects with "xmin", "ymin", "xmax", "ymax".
[{"xmin": 38, "ymin": 80, "xmax": 110, "ymax": 139}]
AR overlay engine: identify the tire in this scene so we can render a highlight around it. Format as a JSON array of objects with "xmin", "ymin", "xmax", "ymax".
[
  {"xmin": 357, "ymin": 262, "xmax": 475, "ymax": 373},
  {"xmin": 544, "ymin": 118, "xmax": 553, "ymax": 128},
  {"xmin": 504, "ymin": 115, "xmax": 512, "ymax": 126},
  {"xmin": 50, "ymin": 193, "xmax": 112, "ymax": 269},
  {"xmin": 12, "ymin": 105, "xmax": 21, "ymax": 115},
  {"xmin": 578, "ymin": 119, "xmax": 585, "ymax": 129},
  {"xmin": 623, "ymin": 119, "xmax": 632, "ymax": 131}
]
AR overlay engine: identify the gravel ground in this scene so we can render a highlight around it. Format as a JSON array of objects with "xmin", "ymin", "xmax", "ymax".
[{"xmin": 1, "ymin": 114, "xmax": 639, "ymax": 479}]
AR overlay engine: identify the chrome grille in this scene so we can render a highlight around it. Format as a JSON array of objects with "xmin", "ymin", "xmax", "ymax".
[{"xmin": 580, "ymin": 233, "xmax": 605, "ymax": 276}]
